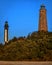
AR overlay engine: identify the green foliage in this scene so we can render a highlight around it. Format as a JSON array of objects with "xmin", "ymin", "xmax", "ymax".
[{"xmin": 0, "ymin": 31, "xmax": 52, "ymax": 61}]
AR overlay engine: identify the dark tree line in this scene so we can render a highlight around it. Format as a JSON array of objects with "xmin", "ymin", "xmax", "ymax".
[{"xmin": 0, "ymin": 31, "xmax": 52, "ymax": 61}]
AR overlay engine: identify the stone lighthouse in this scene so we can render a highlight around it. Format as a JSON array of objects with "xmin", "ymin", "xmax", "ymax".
[
  {"xmin": 4, "ymin": 21, "xmax": 9, "ymax": 43},
  {"xmin": 38, "ymin": 4, "xmax": 48, "ymax": 32}
]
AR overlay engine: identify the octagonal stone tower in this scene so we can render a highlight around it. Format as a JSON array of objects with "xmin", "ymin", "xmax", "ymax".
[{"xmin": 38, "ymin": 4, "xmax": 48, "ymax": 32}]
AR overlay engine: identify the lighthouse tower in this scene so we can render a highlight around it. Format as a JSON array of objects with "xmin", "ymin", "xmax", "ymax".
[
  {"xmin": 38, "ymin": 4, "xmax": 48, "ymax": 32},
  {"xmin": 4, "ymin": 21, "xmax": 9, "ymax": 43}
]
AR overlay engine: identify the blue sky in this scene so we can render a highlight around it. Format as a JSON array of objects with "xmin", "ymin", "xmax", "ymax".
[{"xmin": 0, "ymin": 0, "xmax": 52, "ymax": 43}]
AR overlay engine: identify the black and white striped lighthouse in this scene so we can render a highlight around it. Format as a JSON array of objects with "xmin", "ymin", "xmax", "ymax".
[{"xmin": 4, "ymin": 21, "xmax": 9, "ymax": 43}]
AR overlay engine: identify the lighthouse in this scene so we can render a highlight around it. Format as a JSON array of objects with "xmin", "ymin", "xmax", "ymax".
[
  {"xmin": 4, "ymin": 21, "xmax": 9, "ymax": 44},
  {"xmin": 38, "ymin": 4, "xmax": 48, "ymax": 32}
]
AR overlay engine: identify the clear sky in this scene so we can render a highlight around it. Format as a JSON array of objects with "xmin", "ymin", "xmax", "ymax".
[{"xmin": 0, "ymin": 0, "xmax": 52, "ymax": 43}]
